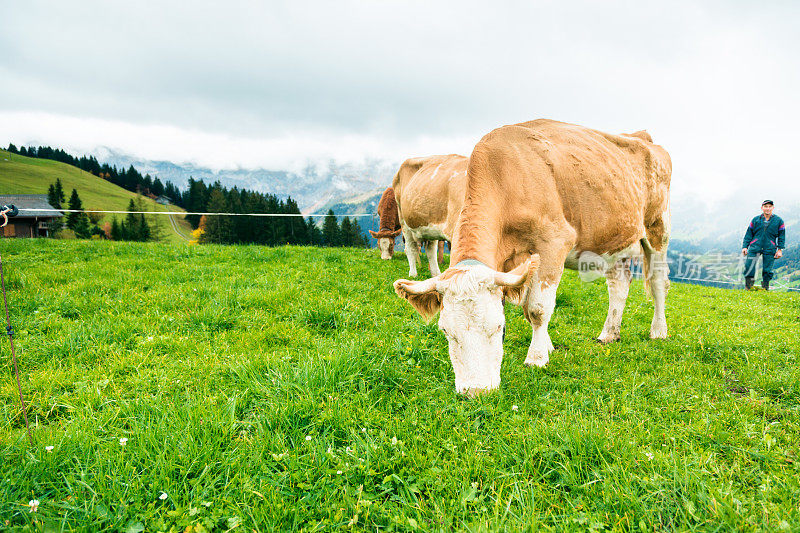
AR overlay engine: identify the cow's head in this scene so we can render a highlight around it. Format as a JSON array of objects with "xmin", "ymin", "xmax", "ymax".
[
  {"xmin": 394, "ymin": 255, "xmax": 539, "ymax": 396},
  {"xmin": 370, "ymin": 228, "xmax": 402, "ymax": 259}
]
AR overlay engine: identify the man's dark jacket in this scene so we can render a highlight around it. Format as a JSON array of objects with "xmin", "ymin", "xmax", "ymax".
[{"xmin": 743, "ymin": 214, "xmax": 785, "ymax": 253}]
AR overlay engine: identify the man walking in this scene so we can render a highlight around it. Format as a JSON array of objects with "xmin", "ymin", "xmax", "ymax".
[{"xmin": 742, "ymin": 200, "xmax": 785, "ymax": 290}]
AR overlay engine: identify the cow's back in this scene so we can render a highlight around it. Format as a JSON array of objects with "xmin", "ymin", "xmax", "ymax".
[
  {"xmin": 393, "ymin": 154, "xmax": 468, "ymax": 238},
  {"xmin": 464, "ymin": 119, "xmax": 671, "ymax": 256}
]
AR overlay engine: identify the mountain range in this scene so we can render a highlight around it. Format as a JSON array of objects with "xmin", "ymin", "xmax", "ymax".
[{"xmin": 97, "ymin": 148, "xmax": 798, "ymax": 253}]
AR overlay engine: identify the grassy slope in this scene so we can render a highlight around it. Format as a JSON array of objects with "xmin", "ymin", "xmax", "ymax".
[
  {"xmin": 0, "ymin": 149, "xmax": 193, "ymax": 244},
  {"xmin": 1, "ymin": 241, "xmax": 799, "ymax": 531}
]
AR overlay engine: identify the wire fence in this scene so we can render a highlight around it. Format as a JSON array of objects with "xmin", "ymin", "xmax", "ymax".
[{"xmin": 17, "ymin": 208, "xmax": 374, "ymax": 217}]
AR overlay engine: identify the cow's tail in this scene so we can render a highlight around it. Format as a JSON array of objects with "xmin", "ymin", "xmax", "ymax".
[{"xmin": 641, "ymin": 254, "xmax": 652, "ymax": 299}]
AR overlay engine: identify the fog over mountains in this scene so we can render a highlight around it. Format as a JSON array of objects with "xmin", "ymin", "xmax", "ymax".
[
  {"xmin": 96, "ymin": 147, "xmax": 399, "ymax": 216},
  {"xmin": 97, "ymin": 148, "xmax": 798, "ymax": 253}
]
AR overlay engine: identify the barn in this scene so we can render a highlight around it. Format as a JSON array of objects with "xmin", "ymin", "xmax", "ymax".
[{"xmin": 0, "ymin": 194, "xmax": 64, "ymax": 238}]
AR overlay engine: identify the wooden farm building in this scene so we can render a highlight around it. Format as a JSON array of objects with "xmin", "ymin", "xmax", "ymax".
[{"xmin": 0, "ymin": 195, "xmax": 64, "ymax": 238}]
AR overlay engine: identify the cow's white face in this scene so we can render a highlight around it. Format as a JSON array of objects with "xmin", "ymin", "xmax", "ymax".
[
  {"xmin": 377, "ymin": 237, "xmax": 394, "ymax": 260},
  {"xmin": 394, "ymin": 257, "xmax": 538, "ymax": 397},
  {"xmin": 437, "ymin": 270, "xmax": 506, "ymax": 395}
]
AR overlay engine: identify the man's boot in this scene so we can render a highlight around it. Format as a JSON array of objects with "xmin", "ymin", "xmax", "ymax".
[
  {"xmin": 745, "ymin": 277, "xmax": 754, "ymax": 290},
  {"xmin": 762, "ymin": 279, "xmax": 770, "ymax": 291}
]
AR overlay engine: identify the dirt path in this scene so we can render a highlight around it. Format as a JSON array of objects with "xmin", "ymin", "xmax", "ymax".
[{"xmin": 167, "ymin": 212, "xmax": 191, "ymax": 241}]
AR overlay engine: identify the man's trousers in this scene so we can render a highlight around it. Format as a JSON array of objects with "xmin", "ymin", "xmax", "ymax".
[{"xmin": 744, "ymin": 250, "xmax": 776, "ymax": 283}]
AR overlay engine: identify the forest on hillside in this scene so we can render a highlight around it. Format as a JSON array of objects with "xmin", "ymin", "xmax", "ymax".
[{"xmin": 7, "ymin": 144, "xmax": 369, "ymax": 247}]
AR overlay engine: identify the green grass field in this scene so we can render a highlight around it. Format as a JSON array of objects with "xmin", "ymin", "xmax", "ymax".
[
  {"xmin": 1, "ymin": 240, "xmax": 799, "ymax": 531},
  {"xmin": 0, "ymin": 150, "xmax": 193, "ymax": 244}
]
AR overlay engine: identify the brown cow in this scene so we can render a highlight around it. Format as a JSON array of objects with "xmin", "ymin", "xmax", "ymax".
[
  {"xmin": 394, "ymin": 119, "xmax": 671, "ymax": 396},
  {"xmin": 392, "ymin": 154, "xmax": 468, "ymax": 277},
  {"xmin": 369, "ymin": 187, "xmax": 403, "ymax": 259}
]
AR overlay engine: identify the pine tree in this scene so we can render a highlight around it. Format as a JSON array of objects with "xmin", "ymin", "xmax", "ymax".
[
  {"xmin": 47, "ymin": 184, "xmax": 59, "ymax": 209},
  {"xmin": 134, "ymin": 198, "xmax": 152, "ymax": 241},
  {"xmin": 124, "ymin": 199, "xmax": 140, "ymax": 241},
  {"xmin": 66, "ymin": 189, "xmax": 87, "ymax": 230},
  {"xmin": 322, "ymin": 210, "xmax": 339, "ymax": 247},
  {"xmin": 73, "ymin": 214, "xmax": 92, "ymax": 239},
  {"xmin": 65, "ymin": 188, "xmax": 91, "ymax": 238},
  {"xmin": 340, "ymin": 217, "xmax": 353, "ymax": 247},
  {"xmin": 110, "ymin": 217, "xmax": 123, "ymax": 240},
  {"xmin": 200, "ymin": 188, "xmax": 234, "ymax": 244},
  {"xmin": 306, "ymin": 217, "xmax": 321, "ymax": 245},
  {"xmin": 152, "ymin": 177, "xmax": 165, "ymax": 197},
  {"xmin": 343, "ymin": 217, "xmax": 366, "ymax": 247},
  {"xmin": 284, "ymin": 198, "xmax": 307, "ymax": 244},
  {"xmin": 54, "ymin": 178, "xmax": 65, "ymax": 208},
  {"xmin": 185, "ymin": 178, "xmax": 208, "ymax": 229}
]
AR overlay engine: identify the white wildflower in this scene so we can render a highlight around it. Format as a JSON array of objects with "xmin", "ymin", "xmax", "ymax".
[
  {"xmin": 512, "ymin": 405, "xmax": 519, "ymax": 411},
  {"xmin": 159, "ymin": 492, "xmax": 168, "ymax": 501},
  {"xmin": 305, "ymin": 435, "xmax": 312, "ymax": 441},
  {"xmin": 119, "ymin": 437, "xmax": 128, "ymax": 446},
  {"xmin": 45, "ymin": 446, "xmax": 54, "ymax": 453},
  {"xmin": 391, "ymin": 436, "xmax": 398, "ymax": 445},
  {"xmin": 645, "ymin": 452, "xmax": 654, "ymax": 461},
  {"xmin": 337, "ymin": 470, "xmax": 343, "ymax": 475},
  {"xmin": 28, "ymin": 499, "xmax": 39, "ymax": 513}
]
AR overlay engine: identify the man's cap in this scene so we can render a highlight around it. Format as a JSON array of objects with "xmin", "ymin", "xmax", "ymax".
[{"xmin": 762, "ymin": 200, "xmax": 774, "ymax": 206}]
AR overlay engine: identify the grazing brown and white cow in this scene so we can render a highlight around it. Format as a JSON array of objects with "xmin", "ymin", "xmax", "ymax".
[
  {"xmin": 369, "ymin": 187, "xmax": 403, "ymax": 259},
  {"xmin": 392, "ymin": 154, "xmax": 468, "ymax": 277},
  {"xmin": 394, "ymin": 119, "xmax": 671, "ymax": 396}
]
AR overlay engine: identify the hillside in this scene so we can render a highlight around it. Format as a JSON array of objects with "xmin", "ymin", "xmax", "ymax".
[
  {"xmin": 1, "ymin": 240, "xmax": 798, "ymax": 530},
  {"xmin": 0, "ymin": 149, "xmax": 193, "ymax": 243}
]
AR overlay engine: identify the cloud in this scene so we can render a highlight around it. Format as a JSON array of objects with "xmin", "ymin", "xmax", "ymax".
[
  {"xmin": 0, "ymin": 0, "xmax": 799, "ymax": 203},
  {"xmin": 0, "ymin": 110, "xmax": 480, "ymax": 171}
]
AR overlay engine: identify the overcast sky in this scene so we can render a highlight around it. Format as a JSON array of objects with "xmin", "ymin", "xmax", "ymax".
[{"xmin": 1, "ymin": 1, "xmax": 799, "ymax": 202}]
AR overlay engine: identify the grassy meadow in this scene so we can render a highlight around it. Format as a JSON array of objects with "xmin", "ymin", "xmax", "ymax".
[
  {"xmin": 1, "ymin": 239, "xmax": 799, "ymax": 531},
  {"xmin": 0, "ymin": 150, "xmax": 192, "ymax": 244}
]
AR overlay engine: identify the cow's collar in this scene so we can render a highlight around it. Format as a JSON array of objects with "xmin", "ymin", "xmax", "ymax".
[{"xmin": 454, "ymin": 259, "xmax": 491, "ymax": 269}]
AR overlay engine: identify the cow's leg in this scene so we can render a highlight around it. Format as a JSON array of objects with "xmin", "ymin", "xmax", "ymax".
[
  {"xmin": 403, "ymin": 229, "xmax": 421, "ymax": 277},
  {"xmin": 523, "ymin": 274, "xmax": 560, "ymax": 367},
  {"xmin": 597, "ymin": 259, "xmax": 633, "ymax": 343},
  {"xmin": 643, "ymin": 208, "xmax": 670, "ymax": 339},
  {"xmin": 643, "ymin": 244, "xmax": 669, "ymax": 339},
  {"xmin": 523, "ymin": 228, "xmax": 576, "ymax": 367},
  {"xmin": 425, "ymin": 240, "xmax": 441, "ymax": 276}
]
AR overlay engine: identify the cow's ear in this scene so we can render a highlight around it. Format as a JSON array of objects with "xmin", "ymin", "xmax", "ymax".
[
  {"xmin": 393, "ymin": 278, "xmax": 442, "ymax": 322},
  {"xmin": 498, "ymin": 255, "xmax": 540, "ymax": 303}
]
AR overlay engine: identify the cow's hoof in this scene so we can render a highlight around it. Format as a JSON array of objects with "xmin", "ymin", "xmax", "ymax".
[
  {"xmin": 524, "ymin": 355, "xmax": 549, "ymax": 368},
  {"xmin": 596, "ymin": 334, "xmax": 620, "ymax": 344},
  {"xmin": 650, "ymin": 323, "xmax": 668, "ymax": 339},
  {"xmin": 463, "ymin": 386, "xmax": 493, "ymax": 398}
]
